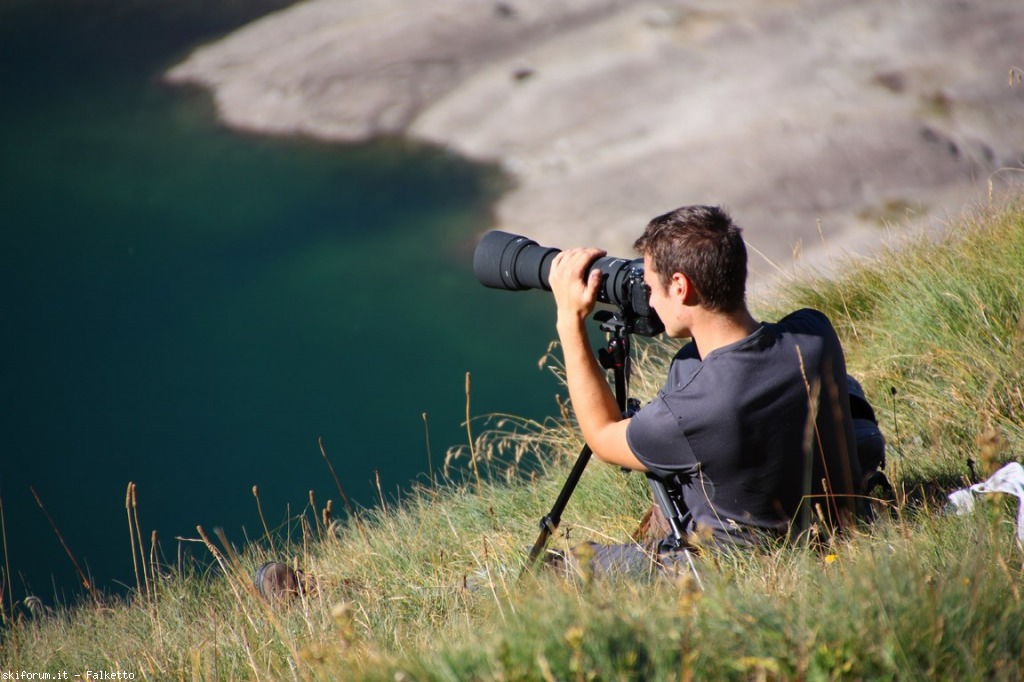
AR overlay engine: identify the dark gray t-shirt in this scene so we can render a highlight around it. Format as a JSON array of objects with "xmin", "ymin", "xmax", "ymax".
[{"xmin": 626, "ymin": 309, "xmax": 860, "ymax": 546}]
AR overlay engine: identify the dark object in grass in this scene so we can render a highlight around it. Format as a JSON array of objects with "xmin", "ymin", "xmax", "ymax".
[{"xmin": 254, "ymin": 561, "xmax": 310, "ymax": 603}]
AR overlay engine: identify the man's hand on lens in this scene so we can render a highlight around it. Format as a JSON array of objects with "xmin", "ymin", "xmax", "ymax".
[{"xmin": 550, "ymin": 247, "xmax": 606, "ymax": 327}]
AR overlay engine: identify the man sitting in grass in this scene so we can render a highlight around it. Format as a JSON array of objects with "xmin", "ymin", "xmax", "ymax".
[{"xmin": 547, "ymin": 205, "xmax": 862, "ymax": 575}]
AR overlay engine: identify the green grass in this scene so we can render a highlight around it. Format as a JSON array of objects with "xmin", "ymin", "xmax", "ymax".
[{"xmin": 3, "ymin": 196, "xmax": 1024, "ymax": 680}]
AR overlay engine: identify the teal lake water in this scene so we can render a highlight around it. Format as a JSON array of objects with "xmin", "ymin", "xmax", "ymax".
[{"xmin": 1, "ymin": 0, "xmax": 559, "ymax": 600}]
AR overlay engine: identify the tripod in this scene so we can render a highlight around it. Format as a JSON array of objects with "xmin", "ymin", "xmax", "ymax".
[{"xmin": 521, "ymin": 309, "xmax": 700, "ymax": 584}]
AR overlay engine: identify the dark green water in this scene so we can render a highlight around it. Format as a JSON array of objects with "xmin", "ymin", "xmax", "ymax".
[{"xmin": 0, "ymin": 0, "xmax": 558, "ymax": 601}]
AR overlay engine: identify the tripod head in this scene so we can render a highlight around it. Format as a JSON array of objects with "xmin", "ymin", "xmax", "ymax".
[
  {"xmin": 593, "ymin": 309, "xmax": 638, "ymax": 408},
  {"xmin": 595, "ymin": 301, "xmax": 663, "ymax": 338}
]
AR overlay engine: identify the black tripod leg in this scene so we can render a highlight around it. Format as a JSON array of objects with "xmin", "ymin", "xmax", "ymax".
[
  {"xmin": 520, "ymin": 316, "xmax": 630, "ymax": 578},
  {"xmin": 646, "ymin": 475, "xmax": 704, "ymax": 589},
  {"xmin": 647, "ymin": 475, "xmax": 688, "ymax": 547},
  {"xmin": 522, "ymin": 444, "xmax": 592, "ymax": 574}
]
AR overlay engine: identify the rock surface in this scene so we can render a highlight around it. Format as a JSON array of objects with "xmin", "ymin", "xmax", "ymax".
[{"xmin": 167, "ymin": 0, "xmax": 1024, "ymax": 290}]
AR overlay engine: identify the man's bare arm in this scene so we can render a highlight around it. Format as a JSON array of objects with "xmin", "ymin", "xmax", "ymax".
[{"xmin": 549, "ymin": 249, "xmax": 648, "ymax": 471}]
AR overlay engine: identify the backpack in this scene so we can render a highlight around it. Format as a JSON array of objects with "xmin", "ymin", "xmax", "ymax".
[{"xmin": 846, "ymin": 375, "xmax": 892, "ymax": 506}]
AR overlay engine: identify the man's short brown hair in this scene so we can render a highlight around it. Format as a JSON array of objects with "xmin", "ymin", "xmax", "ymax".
[{"xmin": 633, "ymin": 205, "xmax": 747, "ymax": 312}]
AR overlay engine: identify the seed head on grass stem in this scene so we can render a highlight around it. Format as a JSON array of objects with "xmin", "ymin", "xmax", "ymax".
[
  {"xmin": 422, "ymin": 412, "xmax": 436, "ymax": 489},
  {"xmin": 149, "ymin": 529, "xmax": 159, "ymax": 600},
  {"xmin": 375, "ymin": 470, "xmax": 388, "ymax": 515},
  {"xmin": 309, "ymin": 490, "xmax": 322, "ymax": 540},
  {"xmin": 322, "ymin": 499, "xmax": 333, "ymax": 529},
  {"xmin": 126, "ymin": 482, "xmax": 142, "ymax": 598},
  {"xmin": 131, "ymin": 484, "xmax": 150, "ymax": 600},
  {"xmin": 252, "ymin": 485, "xmax": 276, "ymax": 554},
  {"xmin": 466, "ymin": 372, "xmax": 481, "ymax": 487}
]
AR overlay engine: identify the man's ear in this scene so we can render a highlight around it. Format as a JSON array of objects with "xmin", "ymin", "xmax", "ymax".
[{"xmin": 672, "ymin": 272, "xmax": 700, "ymax": 305}]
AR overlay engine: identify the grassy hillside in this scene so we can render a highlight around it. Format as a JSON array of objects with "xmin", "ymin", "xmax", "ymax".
[{"xmin": 3, "ymin": 197, "xmax": 1024, "ymax": 680}]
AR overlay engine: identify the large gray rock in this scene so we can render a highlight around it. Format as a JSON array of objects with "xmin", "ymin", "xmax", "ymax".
[{"xmin": 167, "ymin": 0, "xmax": 1024, "ymax": 289}]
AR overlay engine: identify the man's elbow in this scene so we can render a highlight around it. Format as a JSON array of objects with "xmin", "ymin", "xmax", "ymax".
[{"xmin": 589, "ymin": 424, "xmax": 647, "ymax": 471}]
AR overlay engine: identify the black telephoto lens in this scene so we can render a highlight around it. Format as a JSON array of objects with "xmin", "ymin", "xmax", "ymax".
[
  {"xmin": 472, "ymin": 230, "xmax": 664, "ymax": 336},
  {"xmin": 473, "ymin": 230, "xmax": 560, "ymax": 291}
]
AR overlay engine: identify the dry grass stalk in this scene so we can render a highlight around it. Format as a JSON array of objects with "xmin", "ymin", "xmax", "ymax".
[
  {"xmin": 422, "ymin": 412, "xmax": 436, "ymax": 489},
  {"xmin": 465, "ymin": 372, "xmax": 481, "ymax": 487},
  {"xmin": 252, "ymin": 485, "xmax": 276, "ymax": 554},
  {"xmin": 322, "ymin": 499, "xmax": 332, "ymax": 529},
  {"xmin": 318, "ymin": 437, "xmax": 368, "ymax": 543},
  {"xmin": 195, "ymin": 525, "xmax": 266, "ymax": 639},
  {"xmin": 131, "ymin": 483, "xmax": 150, "ymax": 599},
  {"xmin": 374, "ymin": 470, "xmax": 388, "ymax": 515},
  {"xmin": 0, "ymin": 484, "xmax": 9, "ymax": 627},
  {"xmin": 308, "ymin": 490, "xmax": 321, "ymax": 539},
  {"xmin": 149, "ymin": 529, "xmax": 159, "ymax": 599},
  {"xmin": 125, "ymin": 483, "xmax": 142, "ymax": 597},
  {"xmin": 30, "ymin": 485, "xmax": 99, "ymax": 604}
]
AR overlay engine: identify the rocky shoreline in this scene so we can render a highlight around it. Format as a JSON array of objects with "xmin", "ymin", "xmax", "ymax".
[{"xmin": 166, "ymin": 0, "xmax": 1024, "ymax": 291}]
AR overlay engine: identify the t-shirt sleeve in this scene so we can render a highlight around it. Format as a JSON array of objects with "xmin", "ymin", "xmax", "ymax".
[{"xmin": 626, "ymin": 395, "xmax": 698, "ymax": 478}]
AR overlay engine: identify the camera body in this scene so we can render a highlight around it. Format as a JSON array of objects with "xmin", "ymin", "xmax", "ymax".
[{"xmin": 473, "ymin": 230, "xmax": 664, "ymax": 337}]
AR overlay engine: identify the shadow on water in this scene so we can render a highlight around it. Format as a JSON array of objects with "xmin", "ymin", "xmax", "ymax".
[{"xmin": 0, "ymin": 0, "xmax": 560, "ymax": 602}]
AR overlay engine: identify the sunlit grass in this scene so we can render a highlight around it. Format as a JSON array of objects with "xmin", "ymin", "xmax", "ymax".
[{"xmin": 3, "ymin": 196, "xmax": 1024, "ymax": 680}]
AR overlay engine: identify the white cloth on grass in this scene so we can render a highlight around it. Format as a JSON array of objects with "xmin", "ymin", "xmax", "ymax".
[{"xmin": 947, "ymin": 461, "xmax": 1024, "ymax": 541}]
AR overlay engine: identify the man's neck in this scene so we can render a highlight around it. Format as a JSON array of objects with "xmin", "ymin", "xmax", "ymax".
[{"xmin": 690, "ymin": 307, "xmax": 760, "ymax": 358}]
